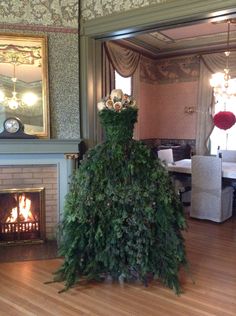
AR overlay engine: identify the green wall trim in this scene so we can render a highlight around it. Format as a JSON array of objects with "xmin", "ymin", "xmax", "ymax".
[
  {"xmin": 80, "ymin": 36, "xmax": 103, "ymax": 148},
  {"xmin": 0, "ymin": 139, "xmax": 82, "ymax": 154},
  {"xmin": 81, "ymin": 0, "xmax": 236, "ymax": 38}
]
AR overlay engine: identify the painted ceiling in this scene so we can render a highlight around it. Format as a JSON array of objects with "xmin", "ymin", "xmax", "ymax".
[{"xmin": 119, "ymin": 20, "xmax": 236, "ymax": 58}]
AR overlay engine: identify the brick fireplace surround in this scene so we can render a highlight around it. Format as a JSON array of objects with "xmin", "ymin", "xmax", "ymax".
[{"xmin": 0, "ymin": 139, "xmax": 81, "ymax": 242}]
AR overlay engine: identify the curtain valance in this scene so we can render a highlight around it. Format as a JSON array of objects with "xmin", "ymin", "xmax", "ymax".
[
  {"xmin": 104, "ymin": 41, "xmax": 140, "ymax": 77},
  {"xmin": 202, "ymin": 51, "xmax": 236, "ymax": 76}
]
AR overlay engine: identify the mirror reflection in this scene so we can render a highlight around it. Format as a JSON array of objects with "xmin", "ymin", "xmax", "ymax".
[{"xmin": 0, "ymin": 34, "xmax": 49, "ymax": 138}]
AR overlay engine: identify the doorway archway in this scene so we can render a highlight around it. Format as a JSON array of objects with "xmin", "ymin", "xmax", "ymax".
[{"xmin": 79, "ymin": 1, "xmax": 236, "ymax": 147}]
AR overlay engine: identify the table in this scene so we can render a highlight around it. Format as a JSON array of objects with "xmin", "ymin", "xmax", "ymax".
[{"xmin": 167, "ymin": 159, "xmax": 236, "ymax": 179}]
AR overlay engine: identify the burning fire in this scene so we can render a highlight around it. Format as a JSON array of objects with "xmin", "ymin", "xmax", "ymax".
[{"xmin": 6, "ymin": 193, "xmax": 34, "ymax": 223}]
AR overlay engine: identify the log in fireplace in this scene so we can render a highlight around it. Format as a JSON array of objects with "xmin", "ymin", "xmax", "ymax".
[{"xmin": 0, "ymin": 188, "xmax": 45, "ymax": 245}]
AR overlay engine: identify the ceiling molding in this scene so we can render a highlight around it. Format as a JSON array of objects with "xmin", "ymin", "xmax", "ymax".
[
  {"xmin": 81, "ymin": 0, "xmax": 236, "ymax": 39},
  {"xmin": 124, "ymin": 38, "xmax": 161, "ymax": 57},
  {"xmin": 121, "ymin": 26, "xmax": 236, "ymax": 59}
]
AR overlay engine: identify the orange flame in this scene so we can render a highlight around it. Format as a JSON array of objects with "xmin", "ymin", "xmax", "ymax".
[{"xmin": 6, "ymin": 194, "xmax": 34, "ymax": 223}]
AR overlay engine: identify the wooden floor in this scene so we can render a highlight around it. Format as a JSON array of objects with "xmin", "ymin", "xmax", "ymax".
[
  {"xmin": 0, "ymin": 216, "xmax": 236, "ymax": 316},
  {"xmin": 0, "ymin": 240, "xmax": 58, "ymax": 263}
]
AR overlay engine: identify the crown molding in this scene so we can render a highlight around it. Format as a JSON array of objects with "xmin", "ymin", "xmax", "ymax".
[{"xmin": 81, "ymin": 0, "xmax": 236, "ymax": 39}]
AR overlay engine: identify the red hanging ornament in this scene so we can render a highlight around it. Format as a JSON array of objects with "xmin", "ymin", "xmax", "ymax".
[{"xmin": 213, "ymin": 111, "xmax": 236, "ymax": 130}]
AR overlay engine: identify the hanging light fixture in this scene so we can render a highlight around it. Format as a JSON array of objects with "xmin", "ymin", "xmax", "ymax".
[
  {"xmin": 210, "ymin": 20, "xmax": 236, "ymax": 104},
  {"xmin": 0, "ymin": 56, "xmax": 38, "ymax": 110}
]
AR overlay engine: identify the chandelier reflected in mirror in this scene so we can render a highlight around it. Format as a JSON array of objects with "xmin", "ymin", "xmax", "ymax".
[
  {"xmin": 210, "ymin": 20, "xmax": 236, "ymax": 105},
  {"xmin": 0, "ymin": 55, "xmax": 38, "ymax": 110},
  {"xmin": 0, "ymin": 43, "xmax": 41, "ymax": 111}
]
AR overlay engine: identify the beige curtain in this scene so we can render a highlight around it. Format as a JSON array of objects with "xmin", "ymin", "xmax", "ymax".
[
  {"xmin": 203, "ymin": 52, "xmax": 236, "ymax": 77},
  {"xmin": 102, "ymin": 42, "xmax": 115, "ymax": 98},
  {"xmin": 196, "ymin": 58, "xmax": 214, "ymax": 155},
  {"xmin": 104, "ymin": 41, "xmax": 140, "ymax": 77},
  {"xmin": 196, "ymin": 51, "xmax": 236, "ymax": 155}
]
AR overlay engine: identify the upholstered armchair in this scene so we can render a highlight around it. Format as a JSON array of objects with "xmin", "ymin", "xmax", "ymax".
[{"xmin": 190, "ymin": 155, "xmax": 233, "ymax": 222}]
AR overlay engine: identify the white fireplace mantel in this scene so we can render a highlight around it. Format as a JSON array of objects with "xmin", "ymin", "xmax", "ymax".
[{"xmin": 0, "ymin": 139, "xmax": 83, "ymax": 228}]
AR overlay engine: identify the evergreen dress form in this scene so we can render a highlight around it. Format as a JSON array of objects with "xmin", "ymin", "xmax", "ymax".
[{"xmin": 55, "ymin": 107, "xmax": 187, "ymax": 293}]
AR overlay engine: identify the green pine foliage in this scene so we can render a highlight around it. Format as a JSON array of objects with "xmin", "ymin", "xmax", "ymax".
[{"xmin": 54, "ymin": 108, "xmax": 187, "ymax": 293}]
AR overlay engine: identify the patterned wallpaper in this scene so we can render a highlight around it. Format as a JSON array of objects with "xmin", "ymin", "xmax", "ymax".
[
  {"xmin": 48, "ymin": 32, "xmax": 80, "ymax": 139},
  {"xmin": 140, "ymin": 56, "xmax": 200, "ymax": 84},
  {"xmin": 0, "ymin": 0, "xmax": 78, "ymax": 29},
  {"xmin": 81, "ymin": 0, "xmax": 166, "ymax": 20}
]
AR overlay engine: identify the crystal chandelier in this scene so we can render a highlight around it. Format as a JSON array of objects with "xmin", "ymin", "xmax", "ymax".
[
  {"xmin": 210, "ymin": 20, "xmax": 236, "ymax": 105},
  {"xmin": 0, "ymin": 57, "xmax": 38, "ymax": 110}
]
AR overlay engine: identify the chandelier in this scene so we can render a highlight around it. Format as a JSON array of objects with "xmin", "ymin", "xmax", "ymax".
[
  {"xmin": 0, "ymin": 56, "xmax": 38, "ymax": 110},
  {"xmin": 210, "ymin": 20, "xmax": 236, "ymax": 105}
]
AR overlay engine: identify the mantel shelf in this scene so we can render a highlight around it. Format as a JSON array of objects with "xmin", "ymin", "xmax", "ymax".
[{"xmin": 0, "ymin": 139, "xmax": 82, "ymax": 154}]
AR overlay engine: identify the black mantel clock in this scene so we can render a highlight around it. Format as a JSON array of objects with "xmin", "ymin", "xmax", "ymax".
[{"xmin": 0, "ymin": 117, "xmax": 37, "ymax": 139}]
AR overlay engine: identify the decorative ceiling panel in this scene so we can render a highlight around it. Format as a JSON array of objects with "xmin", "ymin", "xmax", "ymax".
[{"xmin": 123, "ymin": 22, "xmax": 236, "ymax": 58}]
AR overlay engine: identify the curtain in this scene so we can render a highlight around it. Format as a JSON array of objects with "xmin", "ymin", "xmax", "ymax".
[
  {"xmin": 203, "ymin": 51, "xmax": 236, "ymax": 77},
  {"xmin": 196, "ymin": 58, "xmax": 214, "ymax": 155},
  {"xmin": 102, "ymin": 41, "xmax": 141, "ymax": 96},
  {"xmin": 102, "ymin": 42, "xmax": 115, "ymax": 98},
  {"xmin": 104, "ymin": 41, "xmax": 140, "ymax": 77},
  {"xmin": 196, "ymin": 51, "xmax": 236, "ymax": 155}
]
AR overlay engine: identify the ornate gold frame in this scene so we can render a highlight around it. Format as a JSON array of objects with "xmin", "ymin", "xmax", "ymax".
[{"xmin": 0, "ymin": 33, "xmax": 49, "ymax": 138}]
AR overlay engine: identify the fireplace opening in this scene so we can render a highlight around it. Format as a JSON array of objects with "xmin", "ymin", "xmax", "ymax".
[{"xmin": 0, "ymin": 188, "xmax": 45, "ymax": 245}]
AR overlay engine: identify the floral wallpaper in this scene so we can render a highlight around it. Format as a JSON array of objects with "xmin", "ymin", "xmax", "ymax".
[
  {"xmin": 0, "ymin": 0, "xmax": 78, "ymax": 28},
  {"xmin": 48, "ymin": 32, "xmax": 80, "ymax": 139},
  {"xmin": 140, "ymin": 55, "xmax": 200, "ymax": 84},
  {"xmin": 81, "ymin": 0, "xmax": 166, "ymax": 20}
]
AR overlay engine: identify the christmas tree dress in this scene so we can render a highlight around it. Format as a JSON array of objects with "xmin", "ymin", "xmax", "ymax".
[{"xmin": 54, "ymin": 89, "xmax": 187, "ymax": 293}]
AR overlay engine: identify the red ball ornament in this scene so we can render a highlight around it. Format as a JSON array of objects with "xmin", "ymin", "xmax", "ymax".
[{"xmin": 213, "ymin": 111, "xmax": 236, "ymax": 130}]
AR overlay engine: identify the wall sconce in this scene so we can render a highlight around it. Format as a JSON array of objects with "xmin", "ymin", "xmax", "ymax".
[{"xmin": 184, "ymin": 106, "xmax": 196, "ymax": 114}]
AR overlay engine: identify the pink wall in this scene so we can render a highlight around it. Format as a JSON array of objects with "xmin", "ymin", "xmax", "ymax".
[{"xmin": 138, "ymin": 80, "xmax": 198, "ymax": 140}]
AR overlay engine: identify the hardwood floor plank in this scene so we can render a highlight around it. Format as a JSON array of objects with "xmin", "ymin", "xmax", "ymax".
[
  {"xmin": 0, "ymin": 296, "xmax": 35, "ymax": 316},
  {"xmin": 0, "ymin": 217, "xmax": 236, "ymax": 316},
  {"xmin": 0, "ymin": 269, "xmax": 92, "ymax": 316}
]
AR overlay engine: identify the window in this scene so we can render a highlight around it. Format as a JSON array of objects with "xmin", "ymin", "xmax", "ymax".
[
  {"xmin": 210, "ymin": 97, "xmax": 236, "ymax": 155},
  {"xmin": 115, "ymin": 71, "xmax": 132, "ymax": 95}
]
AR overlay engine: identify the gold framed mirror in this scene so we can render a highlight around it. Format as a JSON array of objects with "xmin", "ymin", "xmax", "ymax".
[{"xmin": 0, "ymin": 34, "xmax": 49, "ymax": 138}]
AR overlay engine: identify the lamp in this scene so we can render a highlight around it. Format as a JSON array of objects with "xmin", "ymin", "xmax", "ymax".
[
  {"xmin": 210, "ymin": 20, "xmax": 236, "ymax": 104},
  {"xmin": 0, "ymin": 56, "xmax": 38, "ymax": 110}
]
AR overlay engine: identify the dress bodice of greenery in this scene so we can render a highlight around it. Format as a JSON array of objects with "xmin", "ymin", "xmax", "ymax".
[{"xmin": 99, "ymin": 107, "xmax": 138, "ymax": 142}]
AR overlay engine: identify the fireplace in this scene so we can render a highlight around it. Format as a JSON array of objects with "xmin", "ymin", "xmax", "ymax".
[
  {"xmin": 0, "ymin": 139, "xmax": 81, "ymax": 244},
  {"xmin": 0, "ymin": 187, "xmax": 45, "ymax": 244}
]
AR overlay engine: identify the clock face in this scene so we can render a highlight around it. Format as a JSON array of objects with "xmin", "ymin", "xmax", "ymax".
[{"xmin": 4, "ymin": 118, "xmax": 21, "ymax": 134}]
